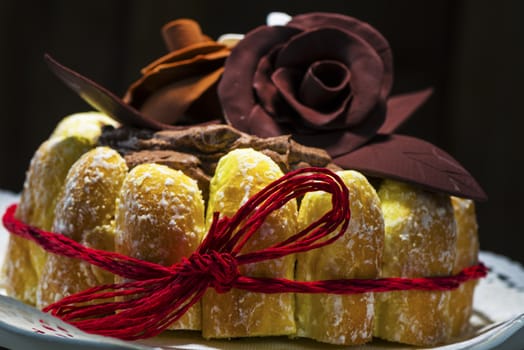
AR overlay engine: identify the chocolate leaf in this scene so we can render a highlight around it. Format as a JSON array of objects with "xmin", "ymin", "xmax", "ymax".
[
  {"xmin": 44, "ymin": 54, "xmax": 182, "ymax": 131},
  {"xmin": 378, "ymin": 88, "xmax": 434, "ymax": 134},
  {"xmin": 335, "ymin": 134, "xmax": 487, "ymax": 201}
]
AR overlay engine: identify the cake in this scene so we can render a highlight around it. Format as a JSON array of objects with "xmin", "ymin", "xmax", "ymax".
[{"xmin": 1, "ymin": 12, "xmax": 487, "ymax": 347}]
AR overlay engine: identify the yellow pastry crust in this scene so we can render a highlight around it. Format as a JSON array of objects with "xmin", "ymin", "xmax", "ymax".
[
  {"xmin": 37, "ymin": 147, "xmax": 128, "ymax": 307},
  {"xmin": 202, "ymin": 148, "xmax": 298, "ymax": 338},
  {"xmin": 2, "ymin": 136, "xmax": 93, "ymax": 304},
  {"xmin": 449, "ymin": 196, "xmax": 479, "ymax": 337},
  {"xmin": 374, "ymin": 180, "xmax": 456, "ymax": 346},
  {"xmin": 2, "ymin": 112, "xmax": 117, "ymax": 305},
  {"xmin": 115, "ymin": 163, "xmax": 205, "ymax": 330},
  {"xmin": 296, "ymin": 170, "xmax": 384, "ymax": 345},
  {"xmin": 50, "ymin": 111, "xmax": 119, "ymax": 141}
]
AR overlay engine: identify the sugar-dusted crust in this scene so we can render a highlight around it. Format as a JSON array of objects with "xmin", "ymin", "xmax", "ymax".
[
  {"xmin": 2, "ymin": 136, "xmax": 93, "ymax": 305},
  {"xmin": 37, "ymin": 147, "xmax": 128, "ymax": 308},
  {"xmin": 449, "ymin": 197, "xmax": 479, "ymax": 337},
  {"xmin": 374, "ymin": 180, "xmax": 456, "ymax": 346},
  {"xmin": 2, "ymin": 113, "xmax": 121, "ymax": 305},
  {"xmin": 296, "ymin": 170, "xmax": 384, "ymax": 345},
  {"xmin": 202, "ymin": 148, "xmax": 298, "ymax": 338},
  {"xmin": 115, "ymin": 163, "xmax": 205, "ymax": 330},
  {"xmin": 51, "ymin": 112, "xmax": 119, "ymax": 141}
]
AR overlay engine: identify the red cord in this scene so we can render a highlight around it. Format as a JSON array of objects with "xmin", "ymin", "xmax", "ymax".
[{"xmin": 2, "ymin": 167, "xmax": 487, "ymax": 340}]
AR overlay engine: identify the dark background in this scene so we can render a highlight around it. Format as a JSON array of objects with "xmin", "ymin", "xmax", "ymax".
[{"xmin": 0, "ymin": 1, "xmax": 523, "ymax": 265}]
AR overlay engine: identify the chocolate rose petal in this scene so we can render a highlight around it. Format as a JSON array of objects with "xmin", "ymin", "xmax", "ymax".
[
  {"xmin": 139, "ymin": 68, "xmax": 224, "ymax": 125},
  {"xmin": 248, "ymin": 105, "xmax": 289, "ymax": 137},
  {"xmin": 299, "ymin": 60, "xmax": 351, "ymax": 108},
  {"xmin": 288, "ymin": 12, "xmax": 393, "ymax": 98},
  {"xmin": 141, "ymin": 44, "xmax": 227, "ymax": 74},
  {"xmin": 121, "ymin": 18, "xmax": 231, "ymax": 127},
  {"xmin": 335, "ymin": 134, "xmax": 487, "ymax": 201},
  {"xmin": 219, "ymin": 25, "xmax": 301, "ymax": 133},
  {"xmin": 125, "ymin": 50, "xmax": 228, "ymax": 107},
  {"xmin": 253, "ymin": 46, "xmax": 318, "ymax": 125},
  {"xmin": 271, "ymin": 66, "xmax": 352, "ymax": 128},
  {"xmin": 161, "ymin": 18, "xmax": 212, "ymax": 52},
  {"xmin": 124, "ymin": 50, "xmax": 228, "ymax": 124},
  {"xmin": 378, "ymin": 88, "xmax": 434, "ymax": 134},
  {"xmin": 253, "ymin": 47, "xmax": 285, "ymax": 119},
  {"xmin": 293, "ymin": 103, "xmax": 385, "ymax": 157},
  {"xmin": 140, "ymin": 18, "xmax": 225, "ymax": 74},
  {"xmin": 274, "ymin": 28, "xmax": 384, "ymax": 127}
]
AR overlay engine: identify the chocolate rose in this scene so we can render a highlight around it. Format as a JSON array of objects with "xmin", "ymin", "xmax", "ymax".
[
  {"xmin": 219, "ymin": 12, "xmax": 401, "ymax": 156},
  {"xmin": 124, "ymin": 19, "xmax": 230, "ymax": 127},
  {"xmin": 219, "ymin": 12, "xmax": 486, "ymax": 200}
]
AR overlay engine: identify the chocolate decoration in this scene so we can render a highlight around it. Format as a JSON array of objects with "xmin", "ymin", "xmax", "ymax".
[
  {"xmin": 288, "ymin": 12, "xmax": 393, "ymax": 99},
  {"xmin": 45, "ymin": 54, "xmax": 222, "ymax": 131},
  {"xmin": 218, "ymin": 13, "xmax": 394, "ymax": 158},
  {"xmin": 44, "ymin": 54, "xmax": 176, "ymax": 130},
  {"xmin": 97, "ymin": 124, "xmax": 339, "ymax": 201},
  {"xmin": 43, "ymin": 13, "xmax": 487, "ymax": 201},
  {"xmin": 124, "ymin": 19, "xmax": 230, "ymax": 126},
  {"xmin": 336, "ymin": 134, "xmax": 487, "ymax": 201},
  {"xmin": 378, "ymin": 88, "xmax": 434, "ymax": 134},
  {"xmin": 272, "ymin": 63, "xmax": 353, "ymax": 128},
  {"xmin": 298, "ymin": 60, "xmax": 351, "ymax": 110}
]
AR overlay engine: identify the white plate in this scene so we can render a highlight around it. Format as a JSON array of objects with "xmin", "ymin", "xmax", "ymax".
[{"xmin": 1, "ymin": 191, "xmax": 523, "ymax": 350}]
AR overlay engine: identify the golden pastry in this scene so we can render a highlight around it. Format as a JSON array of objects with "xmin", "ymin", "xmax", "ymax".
[
  {"xmin": 448, "ymin": 196, "xmax": 479, "ymax": 337},
  {"xmin": 374, "ymin": 180, "xmax": 456, "ymax": 346},
  {"xmin": 296, "ymin": 170, "xmax": 384, "ymax": 345},
  {"xmin": 115, "ymin": 163, "xmax": 205, "ymax": 330},
  {"xmin": 2, "ymin": 135, "xmax": 93, "ymax": 304},
  {"xmin": 50, "ymin": 111, "xmax": 119, "ymax": 142},
  {"xmin": 37, "ymin": 147, "xmax": 128, "ymax": 307},
  {"xmin": 202, "ymin": 148, "xmax": 298, "ymax": 338}
]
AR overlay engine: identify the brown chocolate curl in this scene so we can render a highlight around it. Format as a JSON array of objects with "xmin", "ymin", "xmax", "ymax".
[{"xmin": 123, "ymin": 19, "xmax": 230, "ymax": 126}]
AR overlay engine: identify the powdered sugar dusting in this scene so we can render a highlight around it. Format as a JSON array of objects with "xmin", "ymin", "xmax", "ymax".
[
  {"xmin": 295, "ymin": 170, "xmax": 383, "ymax": 345},
  {"xmin": 115, "ymin": 163, "xmax": 204, "ymax": 330},
  {"xmin": 36, "ymin": 147, "xmax": 128, "ymax": 308},
  {"xmin": 203, "ymin": 149, "xmax": 297, "ymax": 338},
  {"xmin": 379, "ymin": 180, "xmax": 456, "ymax": 278},
  {"xmin": 375, "ymin": 180, "xmax": 457, "ymax": 345}
]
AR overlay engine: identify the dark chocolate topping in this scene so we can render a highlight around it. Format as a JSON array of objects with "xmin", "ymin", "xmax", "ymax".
[{"xmin": 98, "ymin": 124, "xmax": 338, "ymax": 200}]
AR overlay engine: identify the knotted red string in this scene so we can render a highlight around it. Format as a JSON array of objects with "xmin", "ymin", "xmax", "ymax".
[{"xmin": 2, "ymin": 167, "xmax": 487, "ymax": 340}]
